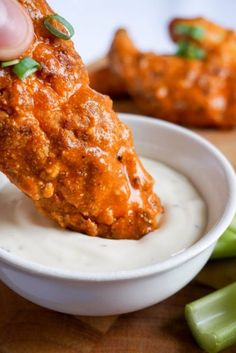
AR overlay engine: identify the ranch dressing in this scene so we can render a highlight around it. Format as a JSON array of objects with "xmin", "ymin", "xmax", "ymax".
[{"xmin": 0, "ymin": 158, "xmax": 206, "ymax": 272}]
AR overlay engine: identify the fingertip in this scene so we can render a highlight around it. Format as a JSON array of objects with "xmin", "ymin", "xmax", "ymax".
[{"xmin": 0, "ymin": 0, "xmax": 34, "ymax": 61}]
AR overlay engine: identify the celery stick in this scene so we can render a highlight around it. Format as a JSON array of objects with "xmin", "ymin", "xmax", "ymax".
[
  {"xmin": 211, "ymin": 215, "xmax": 236, "ymax": 259},
  {"xmin": 229, "ymin": 215, "xmax": 236, "ymax": 233},
  {"xmin": 211, "ymin": 229, "xmax": 236, "ymax": 259},
  {"xmin": 185, "ymin": 282, "xmax": 236, "ymax": 353}
]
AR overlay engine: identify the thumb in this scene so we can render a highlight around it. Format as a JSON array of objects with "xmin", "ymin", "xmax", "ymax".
[{"xmin": 0, "ymin": 0, "xmax": 34, "ymax": 60}]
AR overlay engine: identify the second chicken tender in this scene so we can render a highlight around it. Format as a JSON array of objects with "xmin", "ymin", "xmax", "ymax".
[{"xmin": 90, "ymin": 18, "xmax": 236, "ymax": 128}]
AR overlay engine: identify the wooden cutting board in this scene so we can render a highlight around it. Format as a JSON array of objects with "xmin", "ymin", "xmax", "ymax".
[{"xmin": 0, "ymin": 92, "xmax": 236, "ymax": 353}]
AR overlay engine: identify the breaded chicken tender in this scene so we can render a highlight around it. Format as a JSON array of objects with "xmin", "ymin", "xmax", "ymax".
[
  {"xmin": 90, "ymin": 19, "xmax": 236, "ymax": 128},
  {"xmin": 89, "ymin": 59, "xmax": 127, "ymax": 98},
  {"xmin": 0, "ymin": 0, "xmax": 162, "ymax": 240}
]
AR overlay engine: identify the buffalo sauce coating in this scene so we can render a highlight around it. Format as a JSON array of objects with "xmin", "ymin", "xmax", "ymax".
[
  {"xmin": 90, "ymin": 20, "xmax": 236, "ymax": 128},
  {"xmin": 108, "ymin": 28, "xmax": 236, "ymax": 128},
  {"xmin": 0, "ymin": 0, "xmax": 162, "ymax": 240}
]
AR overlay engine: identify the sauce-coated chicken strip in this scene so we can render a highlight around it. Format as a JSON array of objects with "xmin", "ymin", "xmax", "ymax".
[
  {"xmin": 89, "ymin": 59, "xmax": 127, "ymax": 98},
  {"xmin": 98, "ymin": 27, "xmax": 236, "ymax": 128},
  {"xmin": 0, "ymin": 0, "xmax": 162, "ymax": 240}
]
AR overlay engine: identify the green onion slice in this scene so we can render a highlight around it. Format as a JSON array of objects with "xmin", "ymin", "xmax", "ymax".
[
  {"xmin": 185, "ymin": 282, "xmax": 236, "ymax": 353},
  {"xmin": 13, "ymin": 57, "xmax": 40, "ymax": 80},
  {"xmin": 176, "ymin": 41, "xmax": 205, "ymax": 60},
  {"xmin": 174, "ymin": 23, "xmax": 205, "ymax": 40},
  {"xmin": 1, "ymin": 59, "xmax": 20, "ymax": 68},
  {"xmin": 44, "ymin": 14, "xmax": 74, "ymax": 40}
]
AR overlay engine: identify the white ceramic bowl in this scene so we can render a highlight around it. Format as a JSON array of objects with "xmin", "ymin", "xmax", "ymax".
[{"xmin": 0, "ymin": 113, "xmax": 235, "ymax": 316}]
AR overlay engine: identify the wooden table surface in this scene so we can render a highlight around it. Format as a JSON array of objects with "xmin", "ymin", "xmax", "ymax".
[{"xmin": 0, "ymin": 97, "xmax": 236, "ymax": 353}]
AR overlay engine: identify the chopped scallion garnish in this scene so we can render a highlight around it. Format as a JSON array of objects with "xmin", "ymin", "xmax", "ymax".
[
  {"xmin": 174, "ymin": 23, "xmax": 205, "ymax": 40},
  {"xmin": 1, "ymin": 59, "xmax": 20, "ymax": 68},
  {"xmin": 176, "ymin": 41, "xmax": 205, "ymax": 59},
  {"xmin": 12, "ymin": 57, "xmax": 40, "ymax": 80},
  {"xmin": 185, "ymin": 282, "xmax": 236, "ymax": 353},
  {"xmin": 44, "ymin": 14, "xmax": 74, "ymax": 40}
]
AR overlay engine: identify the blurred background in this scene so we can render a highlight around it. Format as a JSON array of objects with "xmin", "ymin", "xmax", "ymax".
[{"xmin": 50, "ymin": 0, "xmax": 236, "ymax": 64}]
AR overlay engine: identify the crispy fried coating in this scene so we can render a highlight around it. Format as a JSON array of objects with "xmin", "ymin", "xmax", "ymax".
[
  {"xmin": 0, "ymin": 0, "xmax": 162, "ymax": 240},
  {"xmin": 90, "ymin": 19, "xmax": 236, "ymax": 128},
  {"xmin": 89, "ymin": 59, "xmax": 127, "ymax": 98}
]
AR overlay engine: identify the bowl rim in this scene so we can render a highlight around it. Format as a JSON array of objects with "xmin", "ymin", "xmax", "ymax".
[{"xmin": 0, "ymin": 113, "xmax": 235, "ymax": 282}]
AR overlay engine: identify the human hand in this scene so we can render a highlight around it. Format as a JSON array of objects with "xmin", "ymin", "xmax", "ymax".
[{"xmin": 0, "ymin": 0, "xmax": 33, "ymax": 60}]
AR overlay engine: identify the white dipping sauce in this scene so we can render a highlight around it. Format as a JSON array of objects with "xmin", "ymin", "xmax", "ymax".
[{"xmin": 0, "ymin": 158, "xmax": 206, "ymax": 272}]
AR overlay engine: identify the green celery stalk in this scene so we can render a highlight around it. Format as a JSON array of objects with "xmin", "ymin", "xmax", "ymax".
[
  {"xmin": 211, "ymin": 229, "xmax": 236, "ymax": 259},
  {"xmin": 211, "ymin": 215, "xmax": 236, "ymax": 259},
  {"xmin": 185, "ymin": 282, "xmax": 236, "ymax": 353},
  {"xmin": 229, "ymin": 215, "xmax": 236, "ymax": 233}
]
